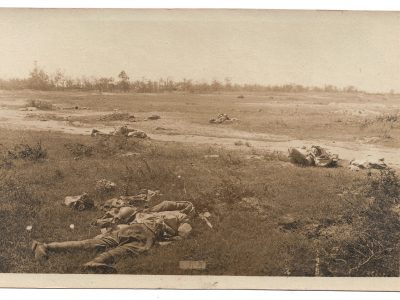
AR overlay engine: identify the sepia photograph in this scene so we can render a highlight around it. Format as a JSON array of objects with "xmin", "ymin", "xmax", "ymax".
[{"xmin": 0, "ymin": 7, "xmax": 399, "ymax": 289}]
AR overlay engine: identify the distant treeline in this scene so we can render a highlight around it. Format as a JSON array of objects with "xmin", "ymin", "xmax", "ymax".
[{"xmin": 0, "ymin": 63, "xmax": 363, "ymax": 93}]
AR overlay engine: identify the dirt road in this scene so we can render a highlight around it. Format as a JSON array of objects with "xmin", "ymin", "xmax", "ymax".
[{"xmin": 0, "ymin": 103, "xmax": 398, "ymax": 168}]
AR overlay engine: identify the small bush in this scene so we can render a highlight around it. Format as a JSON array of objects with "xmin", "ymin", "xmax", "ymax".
[
  {"xmin": 321, "ymin": 168, "xmax": 400, "ymax": 276},
  {"xmin": 99, "ymin": 112, "xmax": 135, "ymax": 121},
  {"xmin": 8, "ymin": 142, "xmax": 48, "ymax": 161},
  {"xmin": 64, "ymin": 143, "xmax": 93, "ymax": 158}
]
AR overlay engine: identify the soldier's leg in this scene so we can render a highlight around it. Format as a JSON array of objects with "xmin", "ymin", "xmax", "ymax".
[
  {"xmin": 83, "ymin": 227, "xmax": 155, "ymax": 272},
  {"xmin": 82, "ymin": 243, "xmax": 140, "ymax": 273},
  {"xmin": 32, "ymin": 235, "xmax": 118, "ymax": 261},
  {"xmin": 83, "ymin": 224, "xmax": 156, "ymax": 273},
  {"xmin": 288, "ymin": 148, "xmax": 314, "ymax": 166}
]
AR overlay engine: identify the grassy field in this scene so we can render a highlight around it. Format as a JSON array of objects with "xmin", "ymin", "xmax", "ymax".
[
  {"xmin": 0, "ymin": 90, "xmax": 399, "ymax": 276},
  {"xmin": 0, "ymin": 128, "xmax": 396, "ymax": 276}
]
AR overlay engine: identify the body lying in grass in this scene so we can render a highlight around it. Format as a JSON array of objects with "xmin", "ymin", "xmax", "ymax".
[
  {"xmin": 32, "ymin": 201, "xmax": 195, "ymax": 273},
  {"xmin": 288, "ymin": 146, "xmax": 339, "ymax": 167}
]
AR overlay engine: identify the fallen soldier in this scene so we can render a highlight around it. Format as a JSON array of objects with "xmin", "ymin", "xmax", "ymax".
[
  {"xmin": 31, "ymin": 201, "xmax": 195, "ymax": 273},
  {"xmin": 288, "ymin": 146, "xmax": 339, "ymax": 167},
  {"xmin": 209, "ymin": 113, "xmax": 238, "ymax": 124},
  {"xmin": 91, "ymin": 126, "xmax": 147, "ymax": 138},
  {"xmin": 349, "ymin": 158, "xmax": 387, "ymax": 171}
]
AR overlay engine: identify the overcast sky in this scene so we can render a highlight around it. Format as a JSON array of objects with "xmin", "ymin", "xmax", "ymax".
[{"xmin": 0, "ymin": 9, "xmax": 399, "ymax": 92}]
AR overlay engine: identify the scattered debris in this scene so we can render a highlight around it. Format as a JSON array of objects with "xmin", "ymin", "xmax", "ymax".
[
  {"xmin": 334, "ymin": 108, "xmax": 380, "ymax": 117},
  {"xmin": 95, "ymin": 179, "xmax": 117, "ymax": 193},
  {"xmin": 26, "ymin": 225, "xmax": 33, "ymax": 231},
  {"xmin": 179, "ymin": 260, "xmax": 207, "ymax": 270},
  {"xmin": 315, "ymin": 249, "xmax": 321, "ymax": 276},
  {"xmin": 101, "ymin": 197, "xmax": 129, "ymax": 210},
  {"xmin": 99, "ymin": 112, "xmax": 136, "ymax": 122},
  {"xmin": 90, "ymin": 129, "xmax": 109, "ymax": 137},
  {"xmin": 244, "ymin": 154, "xmax": 264, "ymax": 160},
  {"xmin": 356, "ymin": 136, "xmax": 381, "ymax": 144},
  {"xmin": 349, "ymin": 158, "xmax": 387, "ymax": 171},
  {"xmin": 241, "ymin": 197, "xmax": 263, "ymax": 212},
  {"xmin": 91, "ymin": 126, "xmax": 147, "ymax": 139},
  {"xmin": 155, "ymin": 127, "xmax": 170, "ymax": 131},
  {"xmin": 119, "ymin": 152, "xmax": 141, "ymax": 157},
  {"xmin": 204, "ymin": 154, "xmax": 220, "ymax": 159},
  {"xmin": 158, "ymin": 241, "xmax": 173, "ymax": 246},
  {"xmin": 69, "ymin": 224, "xmax": 75, "ymax": 230},
  {"xmin": 122, "ymin": 189, "xmax": 161, "ymax": 204},
  {"xmin": 69, "ymin": 121, "xmax": 84, "ymax": 127},
  {"xmin": 278, "ymin": 214, "xmax": 299, "ymax": 230},
  {"xmin": 209, "ymin": 113, "xmax": 238, "ymax": 124},
  {"xmin": 100, "ymin": 190, "xmax": 161, "ymax": 210},
  {"xmin": 127, "ymin": 130, "xmax": 147, "ymax": 138},
  {"xmin": 147, "ymin": 114, "xmax": 161, "ymax": 120},
  {"xmin": 62, "ymin": 106, "xmax": 80, "ymax": 110},
  {"xmin": 19, "ymin": 107, "xmax": 36, "ymax": 111},
  {"xmin": 199, "ymin": 211, "xmax": 213, "ymax": 228},
  {"xmin": 64, "ymin": 193, "xmax": 94, "ymax": 211},
  {"xmin": 95, "ymin": 206, "xmax": 139, "ymax": 228},
  {"xmin": 288, "ymin": 146, "xmax": 339, "ymax": 167}
]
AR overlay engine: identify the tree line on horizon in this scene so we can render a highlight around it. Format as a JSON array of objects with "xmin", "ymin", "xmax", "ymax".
[{"xmin": 0, "ymin": 62, "xmax": 363, "ymax": 94}]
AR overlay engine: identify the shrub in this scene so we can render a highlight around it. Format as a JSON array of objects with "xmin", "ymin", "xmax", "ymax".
[
  {"xmin": 64, "ymin": 143, "xmax": 93, "ymax": 158},
  {"xmin": 321, "ymin": 168, "xmax": 400, "ymax": 276},
  {"xmin": 8, "ymin": 142, "xmax": 48, "ymax": 161}
]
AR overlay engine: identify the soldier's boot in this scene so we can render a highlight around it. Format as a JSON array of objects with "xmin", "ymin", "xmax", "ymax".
[
  {"xmin": 83, "ymin": 251, "xmax": 116, "ymax": 274},
  {"xmin": 31, "ymin": 240, "xmax": 48, "ymax": 261}
]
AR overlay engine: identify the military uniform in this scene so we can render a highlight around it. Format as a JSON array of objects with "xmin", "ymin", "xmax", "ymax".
[{"xmin": 32, "ymin": 201, "xmax": 195, "ymax": 272}]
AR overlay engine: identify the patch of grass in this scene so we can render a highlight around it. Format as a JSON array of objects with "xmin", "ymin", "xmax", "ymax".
[
  {"xmin": 319, "ymin": 168, "xmax": 400, "ymax": 276},
  {"xmin": 64, "ymin": 143, "xmax": 93, "ymax": 158},
  {"xmin": 0, "ymin": 128, "xmax": 396, "ymax": 276},
  {"xmin": 7, "ymin": 142, "xmax": 48, "ymax": 161},
  {"xmin": 99, "ymin": 112, "xmax": 135, "ymax": 122}
]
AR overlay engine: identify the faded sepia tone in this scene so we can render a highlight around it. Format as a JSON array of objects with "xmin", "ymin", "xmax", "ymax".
[{"xmin": 0, "ymin": 8, "xmax": 400, "ymax": 289}]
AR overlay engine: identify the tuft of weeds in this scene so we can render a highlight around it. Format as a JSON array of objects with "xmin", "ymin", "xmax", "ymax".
[
  {"xmin": 219, "ymin": 152, "xmax": 243, "ymax": 166},
  {"xmin": 215, "ymin": 176, "xmax": 254, "ymax": 205},
  {"xmin": 94, "ymin": 135, "xmax": 128, "ymax": 155},
  {"xmin": 320, "ymin": 168, "xmax": 400, "ymax": 276},
  {"xmin": 359, "ymin": 112, "xmax": 399, "ymax": 139},
  {"xmin": 64, "ymin": 143, "xmax": 93, "ymax": 158},
  {"xmin": 99, "ymin": 112, "xmax": 135, "ymax": 122},
  {"xmin": 7, "ymin": 142, "xmax": 48, "ymax": 161}
]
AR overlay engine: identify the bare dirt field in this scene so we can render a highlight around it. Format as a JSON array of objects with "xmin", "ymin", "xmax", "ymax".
[
  {"xmin": 0, "ymin": 90, "xmax": 399, "ymax": 168},
  {"xmin": 0, "ymin": 90, "xmax": 399, "ymax": 276}
]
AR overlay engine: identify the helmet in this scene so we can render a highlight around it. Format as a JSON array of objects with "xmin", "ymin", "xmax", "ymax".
[{"xmin": 115, "ymin": 207, "xmax": 137, "ymax": 223}]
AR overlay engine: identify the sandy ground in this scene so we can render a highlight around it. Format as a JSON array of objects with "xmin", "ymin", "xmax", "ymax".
[{"xmin": 0, "ymin": 97, "xmax": 398, "ymax": 169}]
